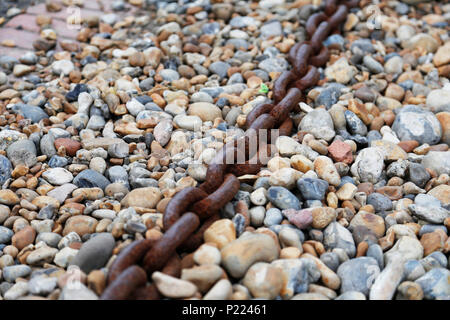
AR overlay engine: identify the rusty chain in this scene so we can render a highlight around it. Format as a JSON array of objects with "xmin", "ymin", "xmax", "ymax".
[{"xmin": 101, "ymin": 0, "xmax": 360, "ymax": 300}]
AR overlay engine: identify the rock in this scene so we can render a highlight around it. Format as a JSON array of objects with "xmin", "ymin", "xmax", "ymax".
[
  {"xmin": 335, "ymin": 291, "xmax": 367, "ymax": 300},
  {"xmin": 73, "ymin": 169, "xmax": 111, "ymax": 190},
  {"xmin": 188, "ymin": 102, "xmax": 222, "ymax": 122},
  {"xmin": 54, "ymin": 247, "xmax": 78, "ymax": 268},
  {"xmin": 276, "ymin": 136, "xmax": 318, "ymax": 159},
  {"xmin": 415, "ymin": 268, "xmax": 450, "ymax": 300},
  {"xmin": 385, "ymin": 236, "xmax": 424, "ymax": 265},
  {"xmin": 3, "ymin": 265, "xmax": 32, "ymax": 282},
  {"xmin": 328, "ymin": 140, "xmax": 353, "ymax": 164},
  {"xmin": 433, "ymin": 42, "xmax": 450, "ymax": 67},
  {"xmin": 242, "ymin": 262, "xmax": 283, "ymax": 299},
  {"xmin": 427, "ymin": 185, "xmax": 450, "ymax": 205},
  {"xmin": 325, "ymin": 57, "xmax": 356, "ymax": 84},
  {"xmin": 28, "ymin": 276, "xmax": 57, "ymax": 296},
  {"xmin": 392, "ymin": 105, "xmax": 442, "ymax": 145},
  {"xmin": 47, "ymin": 184, "xmax": 78, "ymax": 204},
  {"xmin": 367, "ymin": 193, "xmax": 392, "ymax": 212},
  {"xmin": 350, "ymin": 147, "xmax": 384, "ymax": 183},
  {"xmin": 436, "ymin": 112, "xmax": 450, "ymax": 145},
  {"xmin": 0, "ymin": 155, "xmax": 12, "ymax": 185},
  {"xmin": 203, "ymin": 219, "xmax": 236, "ymax": 249},
  {"xmin": 384, "ymin": 56, "xmax": 403, "ymax": 74},
  {"xmin": 350, "ymin": 212, "xmax": 386, "ymax": 239},
  {"xmin": 311, "ymin": 207, "xmax": 336, "ymax": 229},
  {"xmin": 221, "ymin": 232, "xmax": 279, "ymax": 278},
  {"xmin": 63, "ymin": 216, "xmax": 98, "ymax": 236},
  {"xmin": 421, "ymin": 151, "xmax": 450, "ymax": 176},
  {"xmin": 0, "ymin": 190, "xmax": 19, "ymax": 205},
  {"xmin": 11, "ymin": 104, "xmax": 49, "ymax": 124},
  {"xmin": 345, "ymin": 110, "xmax": 367, "ymax": 136},
  {"xmin": 6, "ymin": 139, "xmax": 37, "ymax": 168},
  {"xmin": 11, "ymin": 226, "xmax": 36, "ymax": 250},
  {"xmin": 258, "ymin": 58, "xmax": 288, "ymax": 73},
  {"xmin": 181, "ymin": 264, "xmax": 223, "ymax": 293},
  {"xmin": 408, "ymin": 204, "xmax": 448, "ymax": 224},
  {"xmin": 404, "ymin": 260, "xmax": 426, "ymax": 281},
  {"xmin": 26, "ymin": 246, "xmax": 58, "ymax": 265},
  {"xmin": 59, "ymin": 283, "xmax": 98, "ymax": 300},
  {"xmin": 120, "ymin": 187, "xmax": 161, "ymax": 209},
  {"xmin": 371, "ymin": 140, "xmax": 407, "ymax": 161},
  {"xmin": 337, "ymin": 257, "xmax": 380, "ymax": 296},
  {"xmin": 42, "ymin": 168, "xmax": 73, "ymax": 185},
  {"xmin": 336, "ymin": 183, "xmax": 357, "ymax": 201},
  {"xmin": 52, "ymin": 60, "xmax": 75, "ymax": 75},
  {"xmin": 267, "ymin": 186, "xmax": 302, "ymax": 210},
  {"xmin": 369, "ymin": 255, "xmax": 404, "ymax": 300},
  {"xmin": 314, "ymin": 156, "xmax": 341, "ymax": 186},
  {"xmin": 407, "ymin": 163, "xmax": 430, "ymax": 188},
  {"xmin": 323, "ymin": 222, "xmax": 356, "ymax": 258},
  {"xmin": 299, "ymin": 109, "xmax": 335, "ymax": 141},
  {"xmin": 4, "ymin": 282, "xmax": 28, "ymax": 300},
  {"xmin": 403, "ymin": 33, "xmax": 438, "ymax": 53},
  {"xmin": 283, "ymin": 208, "xmax": 312, "ymax": 229},
  {"xmin": 71, "ymin": 233, "xmax": 115, "ymax": 273},
  {"xmin": 203, "ymin": 279, "xmax": 232, "ymax": 300},
  {"xmin": 152, "ymin": 271, "xmax": 197, "ymax": 298},
  {"xmin": 194, "ymin": 244, "xmax": 221, "ymax": 265},
  {"xmin": 108, "ymin": 141, "xmax": 129, "ymax": 158},
  {"xmin": 296, "ymin": 178, "xmax": 329, "ymax": 200},
  {"xmin": 153, "ymin": 120, "xmax": 173, "ymax": 146}
]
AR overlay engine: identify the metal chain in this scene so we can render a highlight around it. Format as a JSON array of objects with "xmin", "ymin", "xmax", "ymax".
[{"xmin": 101, "ymin": 0, "xmax": 360, "ymax": 300}]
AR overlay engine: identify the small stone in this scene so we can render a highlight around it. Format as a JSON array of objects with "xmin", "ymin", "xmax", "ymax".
[
  {"xmin": 415, "ymin": 268, "xmax": 450, "ymax": 300},
  {"xmin": 328, "ymin": 140, "xmax": 353, "ymax": 164},
  {"xmin": 324, "ymin": 222, "xmax": 356, "ymax": 258},
  {"xmin": 337, "ymin": 257, "xmax": 380, "ymax": 296},
  {"xmin": 267, "ymin": 186, "xmax": 302, "ymax": 210},
  {"xmin": 203, "ymin": 219, "xmax": 236, "ymax": 249},
  {"xmin": 73, "ymin": 167, "xmax": 110, "ymax": 188},
  {"xmin": 221, "ymin": 232, "xmax": 279, "ymax": 278},
  {"xmin": 120, "ymin": 187, "xmax": 161, "ymax": 209},
  {"xmin": 152, "ymin": 271, "xmax": 197, "ymax": 298},
  {"xmin": 42, "ymin": 168, "xmax": 73, "ymax": 185},
  {"xmin": 314, "ymin": 156, "xmax": 341, "ymax": 186},
  {"xmin": 6, "ymin": 139, "xmax": 37, "ymax": 168},
  {"xmin": 242, "ymin": 262, "xmax": 283, "ymax": 299},
  {"xmin": 63, "ymin": 216, "xmax": 98, "ymax": 237},
  {"xmin": 11, "ymin": 226, "xmax": 36, "ymax": 250},
  {"xmin": 325, "ymin": 58, "xmax": 356, "ymax": 84},
  {"xmin": 392, "ymin": 105, "xmax": 442, "ymax": 145},
  {"xmin": 350, "ymin": 148, "xmax": 384, "ymax": 184}
]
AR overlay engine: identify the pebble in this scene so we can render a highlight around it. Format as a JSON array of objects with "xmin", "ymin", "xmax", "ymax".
[
  {"xmin": 73, "ymin": 169, "xmax": 111, "ymax": 190},
  {"xmin": 350, "ymin": 148, "xmax": 385, "ymax": 183},
  {"xmin": 3, "ymin": 265, "xmax": 32, "ymax": 282},
  {"xmin": 42, "ymin": 168, "xmax": 73, "ymax": 185},
  {"xmin": 152, "ymin": 271, "xmax": 197, "ymax": 299},
  {"xmin": 337, "ymin": 257, "xmax": 380, "ymax": 296},
  {"xmin": 415, "ymin": 268, "xmax": 450, "ymax": 300},
  {"xmin": 392, "ymin": 105, "xmax": 442, "ymax": 145},
  {"xmin": 221, "ymin": 233, "xmax": 279, "ymax": 278},
  {"xmin": 242, "ymin": 262, "xmax": 283, "ymax": 299},
  {"xmin": 267, "ymin": 187, "xmax": 302, "ymax": 210},
  {"xmin": 323, "ymin": 222, "xmax": 356, "ymax": 258}
]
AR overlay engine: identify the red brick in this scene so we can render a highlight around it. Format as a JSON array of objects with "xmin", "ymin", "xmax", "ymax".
[
  {"xmin": 0, "ymin": 46, "xmax": 28, "ymax": 59},
  {"xmin": 5, "ymin": 14, "xmax": 41, "ymax": 33},
  {"xmin": 27, "ymin": 3, "xmax": 102, "ymax": 21},
  {"xmin": 52, "ymin": 18, "xmax": 80, "ymax": 40},
  {"xmin": 0, "ymin": 28, "xmax": 40, "ymax": 50}
]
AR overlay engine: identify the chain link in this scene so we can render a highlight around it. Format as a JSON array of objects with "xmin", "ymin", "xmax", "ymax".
[{"xmin": 101, "ymin": 0, "xmax": 360, "ymax": 300}]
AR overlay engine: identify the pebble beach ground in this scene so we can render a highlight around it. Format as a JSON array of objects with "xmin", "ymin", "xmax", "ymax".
[{"xmin": 0, "ymin": 0, "xmax": 449, "ymax": 300}]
